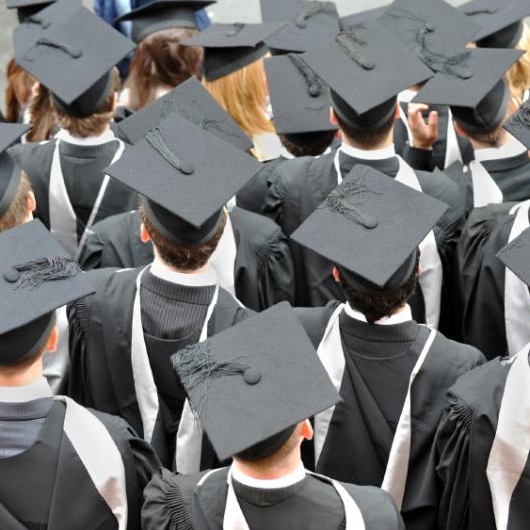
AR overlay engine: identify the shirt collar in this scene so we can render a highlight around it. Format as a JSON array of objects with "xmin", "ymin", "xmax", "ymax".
[
  {"xmin": 150, "ymin": 256, "xmax": 217, "ymax": 287},
  {"xmin": 340, "ymin": 142, "xmax": 396, "ymax": 161},
  {"xmin": 231, "ymin": 462, "xmax": 306, "ymax": 490},
  {"xmin": 344, "ymin": 303, "xmax": 413, "ymax": 326},
  {"xmin": 55, "ymin": 128, "xmax": 116, "ymax": 146},
  {"xmin": 397, "ymin": 89, "xmax": 416, "ymax": 103},
  {"xmin": 0, "ymin": 377, "xmax": 53, "ymax": 403},
  {"xmin": 474, "ymin": 138, "xmax": 527, "ymax": 163}
]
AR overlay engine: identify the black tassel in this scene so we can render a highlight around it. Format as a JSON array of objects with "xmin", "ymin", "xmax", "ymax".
[
  {"xmin": 288, "ymin": 54, "xmax": 324, "ymax": 98},
  {"xmin": 33, "ymin": 38, "xmax": 83, "ymax": 59},
  {"xmin": 146, "ymin": 127, "xmax": 195, "ymax": 175},
  {"xmin": 464, "ymin": 8, "xmax": 498, "ymax": 16},
  {"xmin": 295, "ymin": 1, "xmax": 337, "ymax": 28},
  {"xmin": 336, "ymin": 26, "xmax": 375, "ymax": 70},
  {"xmin": 5, "ymin": 257, "xmax": 81, "ymax": 290}
]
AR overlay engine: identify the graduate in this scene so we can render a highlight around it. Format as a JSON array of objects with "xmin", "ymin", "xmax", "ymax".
[
  {"xmin": 291, "ymin": 166, "xmax": 484, "ymax": 530},
  {"xmin": 436, "ymin": 227, "xmax": 530, "ymax": 530},
  {"xmin": 67, "ymin": 113, "xmax": 262, "ymax": 469},
  {"xmin": 0, "ymin": 220, "xmax": 161, "ymax": 529},
  {"xmin": 264, "ymin": 19, "xmax": 466, "ymax": 331},
  {"xmin": 80, "ymin": 77, "xmax": 295, "ymax": 311},
  {"xmin": 8, "ymin": 6, "xmax": 138, "ymax": 259},
  {"xmin": 142, "ymin": 303, "xmax": 405, "ymax": 530}
]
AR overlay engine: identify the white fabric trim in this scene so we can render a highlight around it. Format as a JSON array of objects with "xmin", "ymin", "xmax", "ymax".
[
  {"xmin": 339, "ymin": 143, "xmax": 396, "ymax": 161},
  {"xmin": 469, "ymin": 159, "xmax": 505, "ymax": 208},
  {"xmin": 231, "ymin": 462, "xmax": 306, "ymax": 489},
  {"xmin": 150, "ymin": 257, "xmax": 217, "ymax": 287},
  {"xmin": 56, "ymin": 395, "xmax": 128, "ymax": 530},
  {"xmin": 209, "ymin": 213, "xmax": 237, "ymax": 297},
  {"xmin": 280, "ymin": 146, "xmax": 296, "ymax": 160},
  {"xmin": 0, "ymin": 377, "xmax": 52, "ymax": 403},
  {"xmin": 444, "ymin": 109, "xmax": 463, "ymax": 168},
  {"xmin": 474, "ymin": 139, "xmax": 527, "ymax": 163},
  {"xmin": 343, "ymin": 303, "xmax": 413, "ymax": 326},
  {"xmin": 381, "ymin": 327, "xmax": 437, "ymax": 509},
  {"xmin": 55, "ymin": 128, "xmax": 116, "ymax": 146},
  {"xmin": 487, "ymin": 346, "xmax": 530, "ymax": 530}
]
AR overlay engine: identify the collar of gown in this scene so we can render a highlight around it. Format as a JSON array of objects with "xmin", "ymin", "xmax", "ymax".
[
  {"xmin": 340, "ymin": 142, "xmax": 396, "ymax": 161},
  {"xmin": 231, "ymin": 462, "xmax": 306, "ymax": 490},
  {"xmin": 474, "ymin": 138, "xmax": 527, "ymax": 163},
  {"xmin": 0, "ymin": 377, "xmax": 52, "ymax": 403},
  {"xmin": 55, "ymin": 128, "xmax": 116, "ymax": 146},
  {"xmin": 344, "ymin": 303, "xmax": 413, "ymax": 326},
  {"xmin": 150, "ymin": 256, "xmax": 217, "ymax": 287}
]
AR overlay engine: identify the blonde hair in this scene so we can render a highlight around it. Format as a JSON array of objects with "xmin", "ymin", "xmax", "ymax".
[
  {"xmin": 506, "ymin": 23, "xmax": 530, "ymax": 105},
  {"xmin": 203, "ymin": 58, "xmax": 274, "ymax": 139}
]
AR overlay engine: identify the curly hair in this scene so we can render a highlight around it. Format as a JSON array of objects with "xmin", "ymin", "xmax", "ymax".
[{"xmin": 124, "ymin": 28, "xmax": 203, "ymax": 111}]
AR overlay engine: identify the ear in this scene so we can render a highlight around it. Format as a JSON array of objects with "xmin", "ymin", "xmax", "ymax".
[
  {"xmin": 300, "ymin": 419, "xmax": 314, "ymax": 441},
  {"xmin": 332, "ymin": 265, "xmax": 342, "ymax": 283},
  {"xmin": 329, "ymin": 107, "xmax": 338, "ymax": 126},
  {"xmin": 508, "ymin": 96, "xmax": 519, "ymax": 116},
  {"xmin": 454, "ymin": 121, "xmax": 469, "ymax": 139},
  {"xmin": 140, "ymin": 222, "xmax": 151, "ymax": 244},
  {"xmin": 45, "ymin": 325, "xmax": 59, "ymax": 353},
  {"xmin": 394, "ymin": 103, "xmax": 400, "ymax": 120},
  {"xmin": 26, "ymin": 190, "xmax": 36, "ymax": 216}
]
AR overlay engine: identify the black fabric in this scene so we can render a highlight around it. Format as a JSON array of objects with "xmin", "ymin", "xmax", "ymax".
[{"xmin": 482, "ymin": 151, "xmax": 530, "ymax": 203}]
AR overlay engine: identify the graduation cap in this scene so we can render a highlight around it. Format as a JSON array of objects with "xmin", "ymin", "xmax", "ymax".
[
  {"xmin": 301, "ymin": 20, "xmax": 433, "ymax": 129},
  {"xmin": 114, "ymin": 0, "xmax": 216, "ymax": 44},
  {"xmin": 6, "ymin": 0, "xmax": 55, "ymax": 22},
  {"xmin": 265, "ymin": 54, "xmax": 336, "ymax": 135},
  {"xmin": 412, "ymin": 48, "xmax": 523, "ymax": 132},
  {"xmin": 106, "ymin": 114, "xmax": 261, "ymax": 245},
  {"xmin": 181, "ymin": 22, "xmax": 285, "ymax": 81},
  {"xmin": 497, "ymin": 226, "xmax": 530, "ymax": 288},
  {"xmin": 291, "ymin": 165, "xmax": 448, "ymax": 291},
  {"xmin": 14, "ymin": 7, "xmax": 135, "ymax": 118},
  {"xmin": 0, "ymin": 123, "xmax": 31, "ymax": 219},
  {"xmin": 504, "ymin": 99, "xmax": 530, "ymax": 148},
  {"xmin": 260, "ymin": 0, "xmax": 341, "ymax": 54},
  {"xmin": 171, "ymin": 302, "xmax": 340, "ymax": 461},
  {"xmin": 339, "ymin": 6, "xmax": 388, "ymax": 30},
  {"xmin": 117, "ymin": 76, "xmax": 253, "ymax": 151},
  {"xmin": 460, "ymin": 0, "xmax": 530, "ymax": 48},
  {"xmin": 0, "ymin": 220, "xmax": 94, "ymax": 366}
]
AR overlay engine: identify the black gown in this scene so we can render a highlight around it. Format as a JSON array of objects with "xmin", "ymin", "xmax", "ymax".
[
  {"xmin": 78, "ymin": 207, "xmax": 295, "ymax": 312},
  {"xmin": 141, "ymin": 467, "xmax": 405, "ymax": 530},
  {"xmin": 435, "ymin": 352, "xmax": 530, "ymax": 530},
  {"xmin": 67, "ymin": 267, "xmax": 250, "ymax": 468},
  {"xmin": 296, "ymin": 303, "xmax": 485, "ymax": 530},
  {"xmin": 0, "ymin": 399, "xmax": 160, "ymax": 530}
]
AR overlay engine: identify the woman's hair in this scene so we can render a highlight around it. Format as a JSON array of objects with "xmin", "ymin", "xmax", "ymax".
[
  {"xmin": 506, "ymin": 23, "xmax": 530, "ymax": 105},
  {"xmin": 52, "ymin": 68, "xmax": 120, "ymax": 138},
  {"xmin": 26, "ymin": 84, "xmax": 56, "ymax": 142},
  {"xmin": 203, "ymin": 58, "xmax": 274, "ymax": 139},
  {"xmin": 124, "ymin": 28, "xmax": 203, "ymax": 111},
  {"xmin": 5, "ymin": 58, "xmax": 35, "ymax": 123},
  {"xmin": 0, "ymin": 172, "xmax": 32, "ymax": 233}
]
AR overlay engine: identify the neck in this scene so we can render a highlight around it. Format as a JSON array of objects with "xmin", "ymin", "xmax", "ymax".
[
  {"xmin": 233, "ymin": 449, "xmax": 302, "ymax": 481},
  {"xmin": 342, "ymin": 127, "xmax": 394, "ymax": 151},
  {"xmin": 0, "ymin": 360, "xmax": 43, "ymax": 388}
]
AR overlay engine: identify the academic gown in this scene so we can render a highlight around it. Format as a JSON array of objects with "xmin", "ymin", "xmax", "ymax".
[
  {"xmin": 0, "ymin": 397, "xmax": 160, "ymax": 530},
  {"xmin": 78, "ymin": 207, "xmax": 295, "ymax": 312},
  {"xmin": 67, "ymin": 267, "xmax": 250, "ymax": 468},
  {"xmin": 435, "ymin": 350, "xmax": 530, "ymax": 530},
  {"xmin": 295, "ymin": 303, "xmax": 484, "ymax": 530},
  {"xmin": 141, "ymin": 467, "xmax": 405, "ymax": 530},
  {"xmin": 264, "ymin": 147, "xmax": 466, "ymax": 333},
  {"xmin": 8, "ymin": 136, "xmax": 137, "ymax": 247}
]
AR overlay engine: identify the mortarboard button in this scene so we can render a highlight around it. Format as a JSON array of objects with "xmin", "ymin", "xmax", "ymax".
[
  {"xmin": 4, "ymin": 267, "xmax": 21, "ymax": 284},
  {"xmin": 243, "ymin": 367, "xmax": 261, "ymax": 385}
]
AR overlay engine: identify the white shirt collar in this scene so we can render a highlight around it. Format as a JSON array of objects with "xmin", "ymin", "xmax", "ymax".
[
  {"xmin": 150, "ymin": 255, "xmax": 217, "ymax": 287},
  {"xmin": 0, "ymin": 377, "xmax": 53, "ymax": 403},
  {"xmin": 55, "ymin": 128, "xmax": 116, "ymax": 146},
  {"xmin": 343, "ymin": 303, "xmax": 413, "ymax": 326},
  {"xmin": 231, "ymin": 462, "xmax": 306, "ymax": 490},
  {"xmin": 397, "ymin": 89, "xmax": 416, "ymax": 103},
  {"xmin": 474, "ymin": 138, "xmax": 527, "ymax": 163},
  {"xmin": 340, "ymin": 142, "xmax": 396, "ymax": 161}
]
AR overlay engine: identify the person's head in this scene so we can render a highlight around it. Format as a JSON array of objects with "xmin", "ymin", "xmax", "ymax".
[
  {"xmin": 139, "ymin": 198, "xmax": 226, "ymax": 272},
  {"xmin": 0, "ymin": 172, "xmax": 36, "ymax": 232},
  {"xmin": 51, "ymin": 67, "xmax": 120, "ymax": 138},
  {"xmin": 124, "ymin": 28, "xmax": 204, "ymax": 111},
  {"xmin": 5, "ymin": 58, "xmax": 37, "ymax": 124},
  {"xmin": 279, "ymin": 130, "xmax": 336, "ymax": 157},
  {"xmin": 333, "ymin": 250, "xmax": 420, "ymax": 324}
]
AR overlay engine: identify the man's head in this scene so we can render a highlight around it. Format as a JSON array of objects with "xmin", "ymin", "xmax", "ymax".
[{"xmin": 279, "ymin": 130, "xmax": 336, "ymax": 157}]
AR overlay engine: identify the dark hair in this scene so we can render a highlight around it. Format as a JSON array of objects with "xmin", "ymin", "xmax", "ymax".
[
  {"xmin": 461, "ymin": 126, "xmax": 504, "ymax": 147},
  {"xmin": 235, "ymin": 425, "xmax": 300, "ymax": 464},
  {"xmin": 0, "ymin": 172, "xmax": 32, "ymax": 232},
  {"xmin": 279, "ymin": 130, "xmax": 336, "ymax": 157},
  {"xmin": 340, "ymin": 252, "xmax": 420, "ymax": 324},
  {"xmin": 124, "ymin": 28, "xmax": 203, "ymax": 111},
  {"xmin": 139, "ymin": 202, "xmax": 226, "ymax": 271},
  {"xmin": 335, "ymin": 110, "xmax": 395, "ymax": 149}
]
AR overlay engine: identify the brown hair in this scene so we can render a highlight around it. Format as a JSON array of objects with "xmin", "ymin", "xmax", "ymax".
[
  {"xmin": 335, "ymin": 111, "xmax": 395, "ymax": 150},
  {"xmin": 203, "ymin": 58, "xmax": 274, "ymax": 140},
  {"xmin": 26, "ymin": 84, "xmax": 56, "ymax": 142},
  {"xmin": 0, "ymin": 172, "xmax": 32, "ymax": 233},
  {"xmin": 51, "ymin": 68, "xmax": 120, "ymax": 138},
  {"xmin": 5, "ymin": 58, "xmax": 35, "ymax": 123},
  {"xmin": 280, "ymin": 131, "xmax": 336, "ymax": 157},
  {"xmin": 124, "ymin": 28, "xmax": 203, "ymax": 111},
  {"xmin": 139, "ymin": 202, "xmax": 226, "ymax": 271},
  {"xmin": 506, "ymin": 24, "xmax": 530, "ymax": 105}
]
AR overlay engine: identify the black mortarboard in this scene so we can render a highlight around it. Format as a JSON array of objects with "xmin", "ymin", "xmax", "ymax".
[
  {"xmin": 497, "ymin": 226, "xmax": 530, "ymax": 288},
  {"xmin": 291, "ymin": 165, "xmax": 448, "ymax": 290},
  {"xmin": 339, "ymin": 6, "xmax": 388, "ymax": 30},
  {"xmin": 117, "ymin": 76, "xmax": 253, "ymax": 151},
  {"xmin": 6, "ymin": 0, "xmax": 55, "ymax": 22},
  {"xmin": 504, "ymin": 98, "xmax": 530, "ymax": 148},
  {"xmin": 260, "ymin": 1, "xmax": 341, "ymax": 54},
  {"xmin": 114, "ymin": 0, "xmax": 215, "ymax": 44},
  {"xmin": 0, "ymin": 123, "xmax": 31, "ymax": 219},
  {"xmin": 181, "ymin": 22, "xmax": 285, "ymax": 81},
  {"xmin": 106, "ymin": 114, "xmax": 261, "ymax": 245},
  {"xmin": 301, "ymin": 20, "xmax": 433, "ymax": 128},
  {"xmin": 14, "ymin": 7, "xmax": 135, "ymax": 118},
  {"xmin": 412, "ymin": 48, "xmax": 522, "ymax": 132},
  {"xmin": 460, "ymin": 0, "xmax": 530, "ymax": 48},
  {"xmin": 171, "ymin": 302, "xmax": 340, "ymax": 461},
  {"xmin": 0, "ymin": 220, "xmax": 94, "ymax": 366},
  {"xmin": 265, "ymin": 55, "xmax": 336, "ymax": 135}
]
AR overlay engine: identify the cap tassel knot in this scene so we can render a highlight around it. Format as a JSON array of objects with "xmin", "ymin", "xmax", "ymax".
[
  {"xmin": 295, "ymin": 1, "xmax": 337, "ymax": 28},
  {"xmin": 146, "ymin": 127, "xmax": 195, "ymax": 175},
  {"xmin": 336, "ymin": 26, "xmax": 375, "ymax": 70},
  {"xmin": 4, "ymin": 257, "xmax": 81, "ymax": 290},
  {"xmin": 288, "ymin": 53, "xmax": 324, "ymax": 97}
]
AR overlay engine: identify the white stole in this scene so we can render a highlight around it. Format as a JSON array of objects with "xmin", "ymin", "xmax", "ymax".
[
  {"xmin": 469, "ymin": 159, "xmax": 503, "ymax": 208},
  {"xmin": 210, "ymin": 213, "xmax": 237, "ymax": 298},
  {"xmin": 48, "ymin": 130, "xmax": 125, "ymax": 258},
  {"xmin": 487, "ymin": 346, "xmax": 530, "ymax": 530}
]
